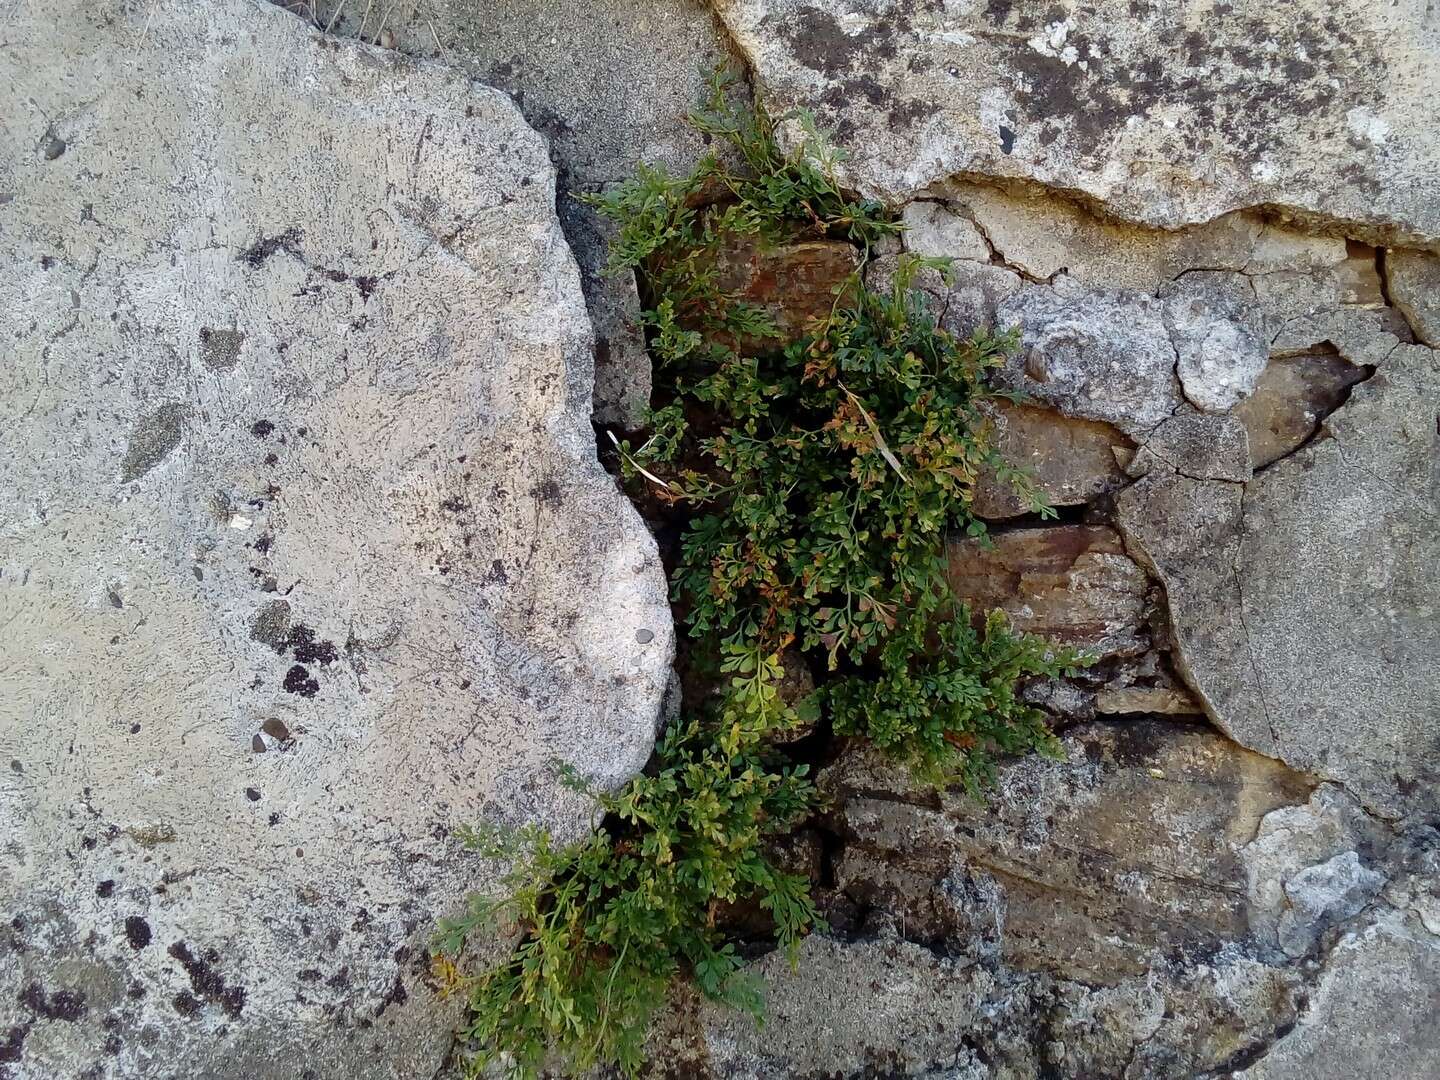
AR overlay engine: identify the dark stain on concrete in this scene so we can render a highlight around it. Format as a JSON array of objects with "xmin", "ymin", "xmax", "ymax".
[
  {"xmin": 198, "ymin": 327, "xmax": 245, "ymax": 371},
  {"xmin": 249, "ymin": 600, "xmax": 292, "ymax": 651},
  {"xmin": 282, "ymin": 665, "xmax": 319, "ymax": 698},
  {"xmin": 887, "ymin": 98, "xmax": 939, "ymax": 132},
  {"xmin": 1001, "ymin": 9, "xmax": 1380, "ymax": 165},
  {"xmin": 167, "ymin": 941, "xmax": 246, "ymax": 1019},
  {"xmin": 18, "ymin": 982, "xmax": 87, "ymax": 1022},
  {"xmin": 120, "ymin": 403, "xmax": 189, "ymax": 482},
  {"xmin": 531, "ymin": 478, "xmax": 563, "ymax": 505},
  {"xmin": 778, "ymin": 3, "xmax": 1383, "ymax": 178},
  {"xmin": 238, "ymin": 227, "xmax": 303, "ymax": 269},
  {"xmin": 373, "ymin": 975, "xmax": 408, "ymax": 1018},
  {"xmin": 779, "ymin": 5, "xmax": 898, "ymax": 73},
  {"xmin": 287, "ymin": 625, "xmax": 337, "ymax": 666},
  {"xmin": 0, "ymin": 1023, "xmax": 28, "ymax": 1067},
  {"xmin": 123, "ymin": 916, "xmax": 151, "ymax": 951}
]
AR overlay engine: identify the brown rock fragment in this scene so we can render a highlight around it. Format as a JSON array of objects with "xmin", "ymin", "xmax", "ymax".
[
  {"xmin": 1093, "ymin": 686, "xmax": 1202, "ymax": 716},
  {"xmin": 710, "ymin": 235, "xmax": 860, "ymax": 346},
  {"xmin": 947, "ymin": 526, "xmax": 1150, "ymax": 658},
  {"xmin": 1232, "ymin": 353, "xmax": 1369, "ymax": 469},
  {"xmin": 1335, "ymin": 240, "xmax": 1386, "ymax": 307},
  {"xmin": 971, "ymin": 401, "xmax": 1133, "ymax": 520}
]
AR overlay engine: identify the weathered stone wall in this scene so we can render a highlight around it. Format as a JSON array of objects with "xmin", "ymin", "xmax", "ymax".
[
  {"xmin": 660, "ymin": 1, "xmax": 1439, "ymax": 1076},
  {"xmin": 3, "ymin": 0, "xmax": 1437, "ymax": 1077},
  {"xmin": 712, "ymin": 0, "xmax": 1440, "ymax": 244},
  {"xmin": 279, "ymin": 0, "xmax": 746, "ymax": 429},
  {"xmin": 0, "ymin": 2, "xmax": 671, "ymax": 1076}
]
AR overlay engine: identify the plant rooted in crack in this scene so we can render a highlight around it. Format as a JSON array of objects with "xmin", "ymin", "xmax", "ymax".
[
  {"xmin": 434, "ymin": 650, "xmax": 818, "ymax": 1078},
  {"xmin": 433, "ymin": 71, "xmax": 1086, "ymax": 1079}
]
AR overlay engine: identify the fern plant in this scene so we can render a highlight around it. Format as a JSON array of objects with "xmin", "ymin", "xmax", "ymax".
[
  {"xmin": 434, "ymin": 647, "xmax": 820, "ymax": 1078},
  {"xmin": 434, "ymin": 70, "xmax": 1086, "ymax": 1079}
]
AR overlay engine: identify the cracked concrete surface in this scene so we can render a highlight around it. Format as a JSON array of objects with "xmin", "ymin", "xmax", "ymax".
[{"xmin": 1117, "ymin": 343, "xmax": 1440, "ymax": 818}]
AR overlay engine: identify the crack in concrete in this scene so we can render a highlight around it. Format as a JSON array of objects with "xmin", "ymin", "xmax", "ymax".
[
  {"xmin": 1130, "ymin": 439, "xmax": 1248, "ymax": 484},
  {"xmin": 1329, "ymin": 436, "xmax": 1440, "ymax": 524},
  {"xmin": 935, "ymin": 198, "xmax": 1049, "ymax": 284},
  {"xmin": 1230, "ymin": 483, "xmax": 1283, "ymax": 755}
]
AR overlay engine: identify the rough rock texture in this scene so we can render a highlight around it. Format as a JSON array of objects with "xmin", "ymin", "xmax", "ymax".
[
  {"xmin": 1386, "ymin": 248, "xmax": 1440, "ymax": 347},
  {"xmin": 924, "ymin": 181, "xmax": 1344, "ymax": 290},
  {"xmin": 713, "ymin": 0, "xmax": 1440, "ymax": 245},
  {"xmin": 1232, "ymin": 353, "xmax": 1371, "ymax": 469},
  {"xmin": 987, "ymin": 263, "xmax": 1274, "ymax": 437},
  {"xmin": 693, "ymin": 928, "xmax": 1302, "ymax": 1079},
  {"xmin": 1125, "ymin": 414, "xmax": 1252, "ymax": 483},
  {"xmin": 971, "ymin": 402, "xmax": 1131, "ymax": 520},
  {"xmin": 1092, "ymin": 685, "xmax": 1200, "ymax": 717},
  {"xmin": 1239, "ymin": 918, "xmax": 1440, "ymax": 1079},
  {"xmin": 664, "ymin": 725, "xmax": 1440, "ymax": 1078},
  {"xmin": 882, "ymin": 89, "xmax": 1439, "ymax": 825},
  {"xmin": 1270, "ymin": 302, "xmax": 1412, "ymax": 368},
  {"xmin": 787, "ymin": 81, "xmax": 1435, "ymax": 1076},
  {"xmin": 0, "ymin": 2, "xmax": 673, "ymax": 1077},
  {"xmin": 996, "ymin": 284, "xmax": 1184, "ymax": 434},
  {"xmin": 291, "ymin": 0, "xmax": 745, "ymax": 427},
  {"xmin": 900, "ymin": 199, "xmax": 990, "ymax": 264},
  {"xmin": 1277, "ymin": 851, "xmax": 1385, "ymax": 957},
  {"xmin": 947, "ymin": 526, "xmax": 1150, "ymax": 660},
  {"xmin": 1162, "ymin": 284, "xmax": 1268, "ymax": 413},
  {"xmin": 826, "ymin": 723, "xmax": 1314, "ymax": 979}
]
